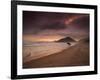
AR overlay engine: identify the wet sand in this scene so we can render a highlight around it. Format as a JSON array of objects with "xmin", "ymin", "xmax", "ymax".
[{"xmin": 23, "ymin": 41, "xmax": 89, "ymax": 68}]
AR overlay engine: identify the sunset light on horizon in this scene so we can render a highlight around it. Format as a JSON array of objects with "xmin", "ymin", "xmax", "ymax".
[{"xmin": 23, "ymin": 11, "xmax": 89, "ymax": 42}]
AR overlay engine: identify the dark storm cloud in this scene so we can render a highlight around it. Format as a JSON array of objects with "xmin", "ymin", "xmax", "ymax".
[
  {"xmin": 70, "ymin": 15, "xmax": 89, "ymax": 30},
  {"xmin": 23, "ymin": 11, "xmax": 69, "ymax": 34},
  {"xmin": 23, "ymin": 11, "xmax": 89, "ymax": 35},
  {"xmin": 42, "ymin": 22, "xmax": 68, "ymax": 30}
]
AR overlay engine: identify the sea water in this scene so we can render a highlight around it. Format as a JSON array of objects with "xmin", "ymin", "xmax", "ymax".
[{"xmin": 23, "ymin": 42, "xmax": 69, "ymax": 63}]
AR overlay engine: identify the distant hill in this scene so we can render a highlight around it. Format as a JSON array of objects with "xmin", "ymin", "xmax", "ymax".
[{"xmin": 56, "ymin": 37, "xmax": 76, "ymax": 43}]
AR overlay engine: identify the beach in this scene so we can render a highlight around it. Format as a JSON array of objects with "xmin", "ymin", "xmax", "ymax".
[{"xmin": 23, "ymin": 40, "xmax": 89, "ymax": 68}]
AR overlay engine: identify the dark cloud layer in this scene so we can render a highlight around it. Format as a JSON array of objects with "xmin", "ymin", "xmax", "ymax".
[
  {"xmin": 70, "ymin": 15, "xmax": 89, "ymax": 30},
  {"xmin": 23, "ymin": 11, "xmax": 89, "ymax": 35},
  {"xmin": 42, "ymin": 22, "xmax": 68, "ymax": 30}
]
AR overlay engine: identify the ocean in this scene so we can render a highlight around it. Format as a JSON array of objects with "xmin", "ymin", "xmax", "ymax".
[{"xmin": 23, "ymin": 42, "xmax": 69, "ymax": 63}]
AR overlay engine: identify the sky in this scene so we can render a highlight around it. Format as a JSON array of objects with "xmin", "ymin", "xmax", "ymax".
[{"xmin": 23, "ymin": 11, "xmax": 89, "ymax": 42}]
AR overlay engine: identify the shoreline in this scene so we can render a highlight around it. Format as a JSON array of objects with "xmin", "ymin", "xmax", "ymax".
[{"xmin": 23, "ymin": 41, "xmax": 89, "ymax": 68}]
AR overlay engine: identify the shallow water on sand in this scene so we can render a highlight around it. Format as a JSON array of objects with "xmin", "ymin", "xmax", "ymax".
[{"xmin": 23, "ymin": 42, "xmax": 72, "ymax": 63}]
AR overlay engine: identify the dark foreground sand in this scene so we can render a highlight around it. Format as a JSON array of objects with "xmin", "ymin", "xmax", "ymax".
[{"xmin": 23, "ymin": 41, "xmax": 89, "ymax": 68}]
